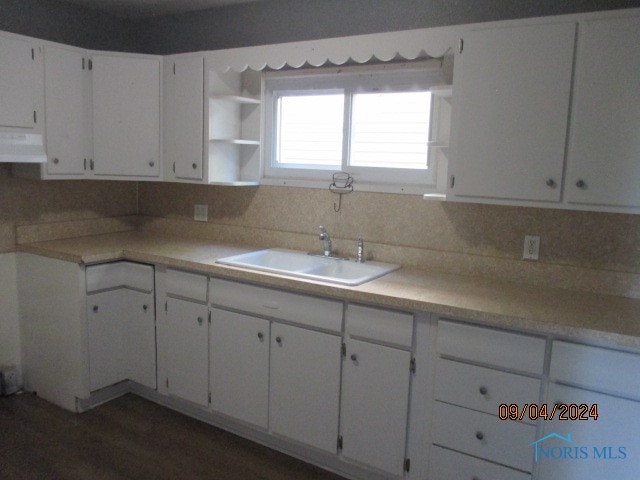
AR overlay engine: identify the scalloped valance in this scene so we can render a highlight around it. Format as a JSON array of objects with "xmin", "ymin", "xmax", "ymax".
[{"xmin": 205, "ymin": 25, "xmax": 461, "ymax": 72}]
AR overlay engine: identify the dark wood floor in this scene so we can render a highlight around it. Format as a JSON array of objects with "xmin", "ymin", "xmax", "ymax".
[{"xmin": 0, "ymin": 392, "xmax": 347, "ymax": 480}]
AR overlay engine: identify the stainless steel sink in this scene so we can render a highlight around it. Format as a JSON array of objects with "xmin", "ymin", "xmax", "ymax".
[{"xmin": 216, "ymin": 248, "xmax": 399, "ymax": 286}]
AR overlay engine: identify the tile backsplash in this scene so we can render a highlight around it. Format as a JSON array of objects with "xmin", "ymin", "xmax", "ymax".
[
  {"xmin": 138, "ymin": 182, "xmax": 640, "ymax": 298},
  {"xmin": 0, "ymin": 165, "xmax": 138, "ymax": 253}
]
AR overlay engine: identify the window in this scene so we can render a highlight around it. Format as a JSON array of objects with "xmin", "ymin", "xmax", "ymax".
[{"xmin": 263, "ymin": 60, "xmax": 450, "ymax": 193}]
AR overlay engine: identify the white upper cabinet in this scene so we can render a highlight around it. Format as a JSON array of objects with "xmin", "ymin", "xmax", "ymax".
[
  {"xmin": 92, "ymin": 53, "xmax": 161, "ymax": 178},
  {"xmin": 163, "ymin": 54, "xmax": 204, "ymax": 181},
  {"xmin": 565, "ymin": 16, "xmax": 640, "ymax": 209},
  {"xmin": 450, "ymin": 22, "xmax": 575, "ymax": 202},
  {"xmin": 0, "ymin": 34, "xmax": 40, "ymax": 130},
  {"xmin": 43, "ymin": 44, "xmax": 92, "ymax": 176}
]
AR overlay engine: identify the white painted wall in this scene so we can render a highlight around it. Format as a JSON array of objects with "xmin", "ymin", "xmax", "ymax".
[{"xmin": 0, "ymin": 253, "xmax": 21, "ymax": 374}]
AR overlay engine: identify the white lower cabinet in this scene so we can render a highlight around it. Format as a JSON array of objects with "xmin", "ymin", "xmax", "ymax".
[
  {"xmin": 86, "ymin": 262, "xmax": 156, "ymax": 393},
  {"xmin": 210, "ymin": 308, "xmax": 269, "ymax": 428},
  {"xmin": 429, "ymin": 445, "xmax": 531, "ymax": 480},
  {"xmin": 165, "ymin": 297, "xmax": 209, "ymax": 407},
  {"xmin": 340, "ymin": 339, "xmax": 411, "ymax": 476},
  {"xmin": 269, "ymin": 322, "xmax": 341, "ymax": 453}
]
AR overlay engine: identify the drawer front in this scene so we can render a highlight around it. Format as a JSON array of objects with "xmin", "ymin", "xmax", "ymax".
[
  {"xmin": 346, "ymin": 304, "xmax": 413, "ymax": 347},
  {"xmin": 437, "ymin": 320, "xmax": 546, "ymax": 374},
  {"xmin": 166, "ymin": 268, "xmax": 208, "ymax": 302},
  {"xmin": 86, "ymin": 262, "xmax": 154, "ymax": 293},
  {"xmin": 435, "ymin": 358, "xmax": 541, "ymax": 421},
  {"xmin": 429, "ymin": 445, "xmax": 531, "ymax": 480},
  {"xmin": 209, "ymin": 278, "xmax": 342, "ymax": 333},
  {"xmin": 432, "ymin": 401, "xmax": 537, "ymax": 472},
  {"xmin": 550, "ymin": 341, "xmax": 640, "ymax": 399}
]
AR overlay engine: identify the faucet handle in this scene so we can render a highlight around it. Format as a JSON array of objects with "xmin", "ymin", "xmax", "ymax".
[{"xmin": 356, "ymin": 237, "xmax": 365, "ymax": 263}]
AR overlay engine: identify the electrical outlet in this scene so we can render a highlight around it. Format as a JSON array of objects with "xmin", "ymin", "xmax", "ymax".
[
  {"xmin": 194, "ymin": 204, "xmax": 208, "ymax": 222},
  {"xmin": 523, "ymin": 235, "xmax": 540, "ymax": 261}
]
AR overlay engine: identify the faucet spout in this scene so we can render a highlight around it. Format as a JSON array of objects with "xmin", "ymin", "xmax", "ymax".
[{"xmin": 319, "ymin": 226, "xmax": 332, "ymax": 257}]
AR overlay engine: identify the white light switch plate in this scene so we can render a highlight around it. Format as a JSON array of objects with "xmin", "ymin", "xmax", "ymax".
[
  {"xmin": 523, "ymin": 235, "xmax": 540, "ymax": 260},
  {"xmin": 194, "ymin": 204, "xmax": 208, "ymax": 222}
]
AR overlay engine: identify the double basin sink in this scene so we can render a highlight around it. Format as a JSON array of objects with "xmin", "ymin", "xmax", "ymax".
[{"xmin": 216, "ymin": 248, "xmax": 399, "ymax": 286}]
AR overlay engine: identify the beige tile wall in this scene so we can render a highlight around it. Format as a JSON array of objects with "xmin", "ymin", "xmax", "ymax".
[
  {"xmin": 138, "ymin": 182, "xmax": 640, "ymax": 298},
  {"xmin": 0, "ymin": 165, "xmax": 138, "ymax": 253}
]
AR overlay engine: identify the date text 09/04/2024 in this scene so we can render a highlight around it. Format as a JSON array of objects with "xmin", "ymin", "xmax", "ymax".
[{"xmin": 498, "ymin": 403, "xmax": 599, "ymax": 422}]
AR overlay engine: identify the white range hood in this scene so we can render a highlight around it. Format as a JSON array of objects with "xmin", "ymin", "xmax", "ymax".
[{"xmin": 0, "ymin": 132, "xmax": 46, "ymax": 163}]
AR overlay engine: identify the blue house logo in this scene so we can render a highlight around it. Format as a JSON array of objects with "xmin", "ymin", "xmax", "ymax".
[{"xmin": 530, "ymin": 433, "xmax": 627, "ymax": 462}]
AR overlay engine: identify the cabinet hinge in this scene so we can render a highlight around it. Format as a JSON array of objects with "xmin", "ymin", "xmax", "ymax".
[
  {"xmin": 173, "ymin": 63, "xmax": 176, "ymax": 75},
  {"xmin": 31, "ymin": 48, "xmax": 34, "ymax": 60},
  {"xmin": 33, "ymin": 111, "xmax": 37, "ymax": 124},
  {"xmin": 83, "ymin": 158, "xmax": 87, "ymax": 170},
  {"xmin": 337, "ymin": 435, "xmax": 343, "ymax": 451},
  {"xmin": 450, "ymin": 175, "xmax": 455, "ymax": 189},
  {"xmin": 82, "ymin": 57, "xmax": 85, "ymax": 70},
  {"xmin": 88, "ymin": 59, "xmax": 93, "ymax": 70},
  {"xmin": 172, "ymin": 162, "xmax": 176, "ymax": 173},
  {"xmin": 208, "ymin": 310, "xmax": 211, "ymax": 323},
  {"xmin": 165, "ymin": 301, "xmax": 168, "ymax": 312},
  {"xmin": 89, "ymin": 159, "xmax": 94, "ymax": 170},
  {"xmin": 404, "ymin": 458, "xmax": 411, "ymax": 472},
  {"xmin": 208, "ymin": 392, "xmax": 211, "ymax": 403},
  {"xmin": 341, "ymin": 342, "xmax": 346, "ymax": 357},
  {"xmin": 458, "ymin": 38, "xmax": 464, "ymax": 54},
  {"xmin": 165, "ymin": 378, "xmax": 169, "ymax": 388},
  {"xmin": 410, "ymin": 357, "xmax": 416, "ymax": 374}
]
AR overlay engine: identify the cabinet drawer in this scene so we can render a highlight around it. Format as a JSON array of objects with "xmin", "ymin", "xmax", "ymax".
[
  {"xmin": 209, "ymin": 278, "xmax": 342, "ymax": 333},
  {"xmin": 86, "ymin": 262, "xmax": 154, "ymax": 293},
  {"xmin": 166, "ymin": 268, "xmax": 208, "ymax": 302},
  {"xmin": 435, "ymin": 359, "xmax": 541, "ymax": 421},
  {"xmin": 550, "ymin": 341, "xmax": 640, "ymax": 399},
  {"xmin": 432, "ymin": 401, "xmax": 537, "ymax": 472},
  {"xmin": 429, "ymin": 445, "xmax": 531, "ymax": 480},
  {"xmin": 346, "ymin": 304, "xmax": 413, "ymax": 347},
  {"xmin": 437, "ymin": 320, "xmax": 545, "ymax": 374}
]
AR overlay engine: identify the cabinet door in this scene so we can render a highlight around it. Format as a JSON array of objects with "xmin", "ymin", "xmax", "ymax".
[
  {"xmin": 538, "ymin": 384, "xmax": 640, "ymax": 480},
  {"xmin": 451, "ymin": 23, "xmax": 575, "ymax": 201},
  {"xmin": 87, "ymin": 290, "xmax": 127, "ymax": 391},
  {"xmin": 44, "ymin": 45, "xmax": 91, "ymax": 176},
  {"xmin": 0, "ymin": 34, "xmax": 38, "ymax": 129},
  {"xmin": 341, "ymin": 339, "xmax": 411, "ymax": 475},
  {"xmin": 165, "ymin": 298, "xmax": 209, "ymax": 407},
  {"xmin": 126, "ymin": 290, "xmax": 156, "ymax": 389},
  {"xmin": 210, "ymin": 309, "xmax": 269, "ymax": 428},
  {"xmin": 92, "ymin": 54, "xmax": 160, "ymax": 177},
  {"xmin": 566, "ymin": 17, "xmax": 640, "ymax": 208},
  {"xmin": 269, "ymin": 323, "xmax": 341, "ymax": 453},
  {"xmin": 164, "ymin": 55, "xmax": 204, "ymax": 181}
]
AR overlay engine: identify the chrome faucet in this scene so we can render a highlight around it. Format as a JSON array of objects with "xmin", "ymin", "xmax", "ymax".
[
  {"xmin": 356, "ymin": 237, "xmax": 365, "ymax": 263},
  {"xmin": 319, "ymin": 226, "xmax": 332, "ymax": 257}
]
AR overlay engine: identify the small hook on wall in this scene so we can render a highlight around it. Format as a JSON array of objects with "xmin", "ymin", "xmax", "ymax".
[{"xmin": 329, "ymin": 172, "xmax": 354, "ymax": 212}]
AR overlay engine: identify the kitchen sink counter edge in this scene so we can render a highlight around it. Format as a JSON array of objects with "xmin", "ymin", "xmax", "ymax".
[{"xmin": 16, "ymin": 230, "xmax": 640, "ymax": 350}]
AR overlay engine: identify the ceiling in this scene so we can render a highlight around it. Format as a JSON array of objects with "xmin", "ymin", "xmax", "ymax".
[{"xmin": 63, "ymin": 0, "xmax": 263, "ymax": 18}]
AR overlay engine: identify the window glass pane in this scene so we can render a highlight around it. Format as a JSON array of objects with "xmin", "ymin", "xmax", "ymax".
[
  {"xmin": 350, "ymin": 91, "xmax": 431, "ymax": 169},
  {"xmin": 276, "ymin": 94, "xmax": 344, "ymax": 167}
]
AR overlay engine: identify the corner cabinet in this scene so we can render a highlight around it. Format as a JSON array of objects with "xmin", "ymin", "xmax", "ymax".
[
  {"xmin": 91, "ymin": 53, "xmax": 162, "ymax": 178},
  {"xmin": 448, "ymin": 22, "xmax": 575, "ymax": 202}
]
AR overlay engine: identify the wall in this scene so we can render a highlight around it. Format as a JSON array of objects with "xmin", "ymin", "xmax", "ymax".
[
  {"xmin": 0, "ymin": 0, "xmax": 139, "ymax": 52},
  {"xmin": 137, "ymin": 0, "xmax": 640, "ymax": 54},
  {"xmin": 138, "ymin": 183, "xmax": 640, "ymax": 299}
]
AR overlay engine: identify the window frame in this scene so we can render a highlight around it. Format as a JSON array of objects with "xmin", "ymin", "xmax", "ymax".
[{"xmin": 262, "ymin": 60, "xmax": 448, "ymax": 194}]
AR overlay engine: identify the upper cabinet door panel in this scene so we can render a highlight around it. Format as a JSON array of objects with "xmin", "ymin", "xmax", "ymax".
[
  {"xmin": 0, "ymin": 35, "xmax": 38, "ymax": 129},
  {"xmin": 92, "ymin": 54, "xmax": 160, "ymax": 177},
  {"xmin": 164, "ymin": 55, "xmax": 204, "ymax": 181},
  {"xmin": 44, "ymin": 45, "xmax": 91, "ymax": 175},
  {"xmin": 451, "ymin": 23, "xmax": 576, "ymax": 202},
  {"xmin": 566, "ymin": 16, "xmax": 640, "ymax": 208}
]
